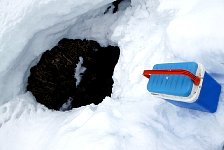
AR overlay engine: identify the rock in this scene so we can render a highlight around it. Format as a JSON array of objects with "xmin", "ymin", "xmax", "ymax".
[{"xmin": 27, "ymin": 38, "xmax": 120, "ymax": 110}]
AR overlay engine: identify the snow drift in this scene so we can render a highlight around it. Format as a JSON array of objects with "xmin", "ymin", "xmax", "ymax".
[{"xmin": 0, "ymin": 0, "xmax": 224, "ymax": 150}]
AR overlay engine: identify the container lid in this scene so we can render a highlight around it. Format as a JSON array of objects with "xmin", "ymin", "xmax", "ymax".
[{"xmin": 148, "ymin": 62, "xmax": 198, "ymax": 97}]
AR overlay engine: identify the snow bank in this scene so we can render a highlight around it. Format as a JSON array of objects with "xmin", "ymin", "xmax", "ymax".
[
  {"xmin": 164, "ymin": 0, "xmax": 224, "ymax": 74},
  {"xmin": 0, "ymin": 0, "xmax": 224, "ymax": 150}
]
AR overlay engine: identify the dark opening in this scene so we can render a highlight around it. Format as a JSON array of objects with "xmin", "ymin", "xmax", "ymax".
[
  {"xmin": 104, "ymin": 0, "xmax": 131, "ymax": 14},
  {"xmin": 27, "ymin": 38, "xmax": 120, "ymax": 111}
]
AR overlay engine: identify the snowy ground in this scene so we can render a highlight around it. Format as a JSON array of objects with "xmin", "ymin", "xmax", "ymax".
[{"xmin": 0, "ymin": 0, "xmax": 224, "ymax": 150}]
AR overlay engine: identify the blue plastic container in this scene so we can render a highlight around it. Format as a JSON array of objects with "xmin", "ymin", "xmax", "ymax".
[{"xmin": 144, "ymin": 62, "xmax": 221, "ymax": 113}]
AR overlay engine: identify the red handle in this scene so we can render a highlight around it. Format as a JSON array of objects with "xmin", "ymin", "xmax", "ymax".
[{"xmin": 143, "ymin": 69, "xmax": 200, "ymax": 86}]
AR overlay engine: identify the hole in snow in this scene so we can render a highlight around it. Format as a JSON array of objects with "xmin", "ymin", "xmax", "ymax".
[
  {"xmin": 104, "ymin": 0, "xmax": 131, "ymax": 14},
  {"xmin": 27, "ymin": 38, "xmax": 120, "ymax": 111}
]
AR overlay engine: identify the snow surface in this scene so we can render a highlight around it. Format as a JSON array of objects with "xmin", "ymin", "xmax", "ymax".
[{"xmin": 0, "ymin": 0, "xmax": 224, "ymax": 150}]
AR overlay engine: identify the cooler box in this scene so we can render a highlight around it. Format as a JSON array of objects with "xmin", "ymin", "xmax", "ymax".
[{"xmin": 143, "ymin": 62, "xmax": 221, "ymax": 113}]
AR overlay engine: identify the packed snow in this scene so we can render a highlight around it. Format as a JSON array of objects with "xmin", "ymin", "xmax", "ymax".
[{"xmin": 0, "ymin": 0, "xmax": 224, "ymax": 150}]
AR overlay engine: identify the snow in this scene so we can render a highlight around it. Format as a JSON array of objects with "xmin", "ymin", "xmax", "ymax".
[
  {"xmin": 0, "ymin": 0, "xmax": 224, "ymax": 150},
  {"xmin": 74, "ymin": 57, "xmax": 86, "ymax": 87},
  {"xmin": 60, "ymin": 97, "xmax": 74, "ymax": 111}
]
